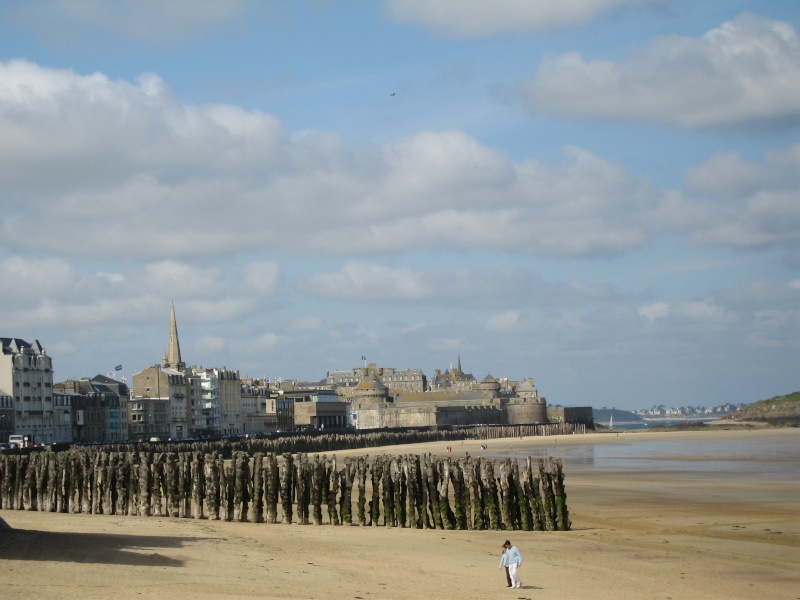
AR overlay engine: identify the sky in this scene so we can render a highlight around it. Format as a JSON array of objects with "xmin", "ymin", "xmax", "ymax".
[{"xmin": 0, "ymin": 0, "xmax": 798, "ymax": 411}]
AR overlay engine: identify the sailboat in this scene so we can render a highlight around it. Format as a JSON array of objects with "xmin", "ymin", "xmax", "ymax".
[{"xmin": 608, "ymin": 414, "xmax": 613, "ymax": 429}]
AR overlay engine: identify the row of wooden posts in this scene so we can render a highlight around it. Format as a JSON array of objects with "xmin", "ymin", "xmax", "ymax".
[
  {"xmin": 0, "ymin": 450, "xmax": 570, "ymax": 531},
  {"xmin": 89, "ymin": 422, "xmax": 586, "ymax": 459}
]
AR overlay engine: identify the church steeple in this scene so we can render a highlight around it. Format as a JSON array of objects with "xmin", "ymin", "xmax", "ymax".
[{"xmin": 164, "ymin": 302, "xmax": 184, "ymax": 370}]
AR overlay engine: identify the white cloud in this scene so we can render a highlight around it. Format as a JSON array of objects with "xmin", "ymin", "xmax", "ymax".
[
  {"xmin": 1, "ymin": 59, "xmax": 796, "ymax": 268},
  {"xmin": 0, "ymin": 60, "xmax": 671, "ymax": 259},
  {"xmin": 142, "ymin": 260, "xmax": 224, "ymax": 299},
  {"xmin": 517, "ymin": 13, "xmax": 800, "ymax": 128},
  {"xmin": 290, "ymin": 316, "xmax": 324, "ymax": 333},
  {"xmin": 0, "ymin": 256, "xmax": 278, "ymax": 335},
  {"xmin": 255, "ymin": 332, "xmax": 283, "ymax": 350},
  {"xmin": 638, "ymin": 302, "xmax": 670, "ymax": 321},
  {"xmin": 240, "ymin": 261, "xmax": 281, "ymax": 296},
  {"xmin": 194, "ymin": 335, "xmax": 226, "ymax": 355},
  {"xmin": 304, "ymin": 262, "xmax": 430, "ymax": 301},
  {"xmin": 486, "ymin": 310, "xmax": 520, "ymax": 331},
  {"xmin": 384, "ymin": 0, "xmax": 653, "ymax": 37},
  {"xmin": 682, "ymin": 143, "xmax": 800, "ymax": 248}
]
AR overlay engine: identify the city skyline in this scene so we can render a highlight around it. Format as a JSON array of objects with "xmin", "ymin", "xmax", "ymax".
[{"xmin": 0, "ymin": 1, "xmax": 798, "ymax": 411}]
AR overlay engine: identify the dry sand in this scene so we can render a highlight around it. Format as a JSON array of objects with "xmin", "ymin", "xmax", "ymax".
[{"xmin": 1, "ymin": 428, "xmax": 798, "ymax": 600}]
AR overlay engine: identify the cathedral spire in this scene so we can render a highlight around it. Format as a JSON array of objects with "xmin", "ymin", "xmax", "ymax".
[{"xmin": 165, "ymin": 302, "xmax": 184, "ymax": 370}]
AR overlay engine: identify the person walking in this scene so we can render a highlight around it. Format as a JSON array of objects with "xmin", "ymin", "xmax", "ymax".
[
  {"xmin": 503, "ymin": 540, "xmax": 523, "ymax": 588},
  {"xmin": 498, "ymin": 544, "xmax": 512, "ymax": 587}
]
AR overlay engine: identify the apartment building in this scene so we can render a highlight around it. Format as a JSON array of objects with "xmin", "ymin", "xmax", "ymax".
[{"xmin": 0, "ymin": 337, "xmax": 55, "ymax": 444}]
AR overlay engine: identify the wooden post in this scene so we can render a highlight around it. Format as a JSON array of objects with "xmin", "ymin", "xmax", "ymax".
[
  {"xmin": 280, "ymin": 453, "xmax": 294, "ymax": 524},
  {"xmin": 423, "ymin": 454, "xmax": 441, "ymax": 529},
  {"xmin": 296, "ymin": 453, "xmax": 309, "ymax": 525},
  {"xmin": 311, "ymin": 454, "xmax": 324, "ymax": 525},
  {"xmin": 436, "ymin": 460, "xmax": 455, "ymax": 530},
  {"xmin": 381, "ymin": 454, "xmax": 394, "ymax": 527},
  {"xmin": 356, "ymin": 455, "xmax": 367, "ymax": 526},
  {"xmin": 369, "ymin": 456, "xmax": 382, "ymax": 526},
  {"xmin": 165, "ymin": 452, "xmax": 179, "ymax": 518},
  {"xmin": 538, "ymin": 459, "xmax": 555, "ymax": 530},
  {"xmin": 392, "ymin": 456, "xmax": 406, "ymax": 528},
  {"xmin": 137, "ymin": 452, "xmax": 151, "ymax": 517},
  {"xmin": 451, "ymin": 458, "xmax": 467, "ymax": 530},
  {"xmin": 550, "ymin": 457, "xmax": 571, "ymax": 531},
  {"xmin": 339, "ymin": 457, "xmax": 355, "ymax": 525},
  {"xmin": 251, "ymin": 452, "xmax": 264, "ymax": 523},
  {"xmin": 191, "ymin": 452, "xmax": 204, "ymax": 519},
  {"xmin": 265, "ymin": 453, "xmax": 279, "ymax": 524},
  {"xmin": 326, "ymin": 455, "xmax": 340, "ymax": 525},
  {"xmin": 204, "ymin": 453, "xmax": 219, "ymax": 520},
  {"xmin": 480, "ymin": 459, "xmax": 502, "ymax": 530}
]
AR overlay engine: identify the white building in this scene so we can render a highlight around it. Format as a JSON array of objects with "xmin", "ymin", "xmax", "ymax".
[{"xmin": 0, "ymin": 338, "xmax": 55, "ymax": 444}]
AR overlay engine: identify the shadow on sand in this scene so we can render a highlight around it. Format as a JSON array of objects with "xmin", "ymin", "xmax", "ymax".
[{"xmin": 0, "ymin": 515, "xmax": 201, "ymax": 567}]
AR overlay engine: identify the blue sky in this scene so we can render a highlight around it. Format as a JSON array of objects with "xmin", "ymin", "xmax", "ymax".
[{"xmin": 1, "ymin": 0, "xmax": 798, "ymax": 410}]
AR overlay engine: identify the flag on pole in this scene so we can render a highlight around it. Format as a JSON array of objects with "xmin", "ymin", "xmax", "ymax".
[
  {"xmin": 361, "ymin": 355, "xmax": 366, "ymax": 361},
  {"xmin": 107, "ymin": 372, "xmax": 115, "ymax": 379},
  {"xmin": 115, "ymin": 365, "xmax": 123, "ymax": 371}
]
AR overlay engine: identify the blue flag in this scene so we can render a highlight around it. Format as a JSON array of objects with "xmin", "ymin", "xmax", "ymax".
[{"xmin": 115, "ymin": 365, "xmax": 123, "ymax": 371}]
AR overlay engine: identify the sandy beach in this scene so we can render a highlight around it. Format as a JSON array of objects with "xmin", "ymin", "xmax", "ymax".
[{"xmin": 1, "ymin": 428, "xmax": 798, "ymax": 600}]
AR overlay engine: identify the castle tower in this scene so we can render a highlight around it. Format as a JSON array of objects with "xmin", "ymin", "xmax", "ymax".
[{"xmin": 164, "ymin": 303, "xmax": 185, "ymax": 370}]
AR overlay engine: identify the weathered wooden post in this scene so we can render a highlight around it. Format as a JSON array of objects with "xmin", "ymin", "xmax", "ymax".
[
  {"xmin": 280, "ymin": 453, "xmax": 294, "ymax": 524},
  {"xmin": 538, "ymin": 459, "xmax": 555, "ymax": 530},
  {"xmin": 137, "ymin": 452, "xmax": 151, "ymax": 517},
  {"xmin": 45, "ymin": 451, "xmax": 59, "ymax": 512},
  {"xmin": 113, "ymin": 453, "xmax": 128, "ymax": 516},
  {"xmin": 402, "ymin": 455, "xmax": 419, "ymax": 528},
  {"xmin": 311, "ymin": 454, "xmax": 324, "ymax": 525},
  {"xmin": 55, "ymin": 452, "xmax": 68, "ymax": 513},
  {"xmin": 498, "ymin": 459, "xmax": 512, "ymax": 529},
  {"xmin": 265, "ymin": 452, "xmax": 279, "ymax": 524},
  {"xmin": 369, "ymin": 456, "xmax": 382, "ymax": 526},
  {"xmin": 164, "ymin": 452, "xmax": 179, "ymax": 518},
  {"xmin": 450, "ymin": 458, "xmax": 467, "ymax": 530},
  {"xmin": 151, "ymin": 452, "xmax": 165, "ymax": 517},
  {"xmin": 34, "ymin": 451, "xmax": 48, "ymax": 512},
  {"xmin": 339, "ymin": 457, "xmax": 355, "ymax": 525},
  {"xmin": 296, "ymin": 453, "xmax": 310, "ymax": 525},
  {"xmin": 514, "ymin": 459, "xmax": 532, "ymax": 531},
  {"xmin": 550, "ymin": 457, "xmax": 570, "ymax": 531},
  {"xmin": 381, "ymin": 454, "xmax": 394, "ymax": 526},
  {"xmin": 177, "ymin": 453, "xmax": 189, "ymax": 518},
  {"xmin": 126, "ymin": 452, "xmax": 139, "ymax": 516},
  {"xmin": 436, "ymin": 459, "xmax": 455, "ymax": 529},
  {"xmin": 392, "ymin": 456, "xmax": 406, "ymax": 528},
  {"xmin": 480, "ymin": 459, "xmax": 502, "ymax": 530},
  {"xmin": 326, "ymin": 455, "xmax": 340, "ymax": 525},
  {"xmin": 424, "ymin": 454, "xmax": 441, "ymax": 529},
  {"xmin": 204, "ymin": 453, "xmax": 220, "ymax": 520},
  {"xmin": 190, "ymin": 452, "xmax": 204, "ymax": 519},
  {"xmin": 251, "ymin": 452, "xmax": 264, "ymax": 523},
  {"xmin": 356, "ymin": 455, "xmax": 367, "ymax": 526},
  {"xmin": 233, "ymin": 451, "xmax": 248, "ymax": 522},
  {"xmin": 221, "ymin": 460, "xmax": 235, "ymax": 521}
]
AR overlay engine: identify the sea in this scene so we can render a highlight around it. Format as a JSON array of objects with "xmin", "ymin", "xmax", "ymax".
[{"xmin": 496, "ymin": 428, "xmax": 800, "ymax": 484}]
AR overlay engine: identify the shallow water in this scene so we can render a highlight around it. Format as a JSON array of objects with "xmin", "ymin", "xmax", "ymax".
[{"xmin": 493, "ymin": 430, "xmax": 800, "ymax": 483}]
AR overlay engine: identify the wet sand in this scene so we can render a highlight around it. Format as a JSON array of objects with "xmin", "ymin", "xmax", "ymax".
[{"xmin": 1, "ymin": 428, "xmax": 798, "ymax": 599}]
